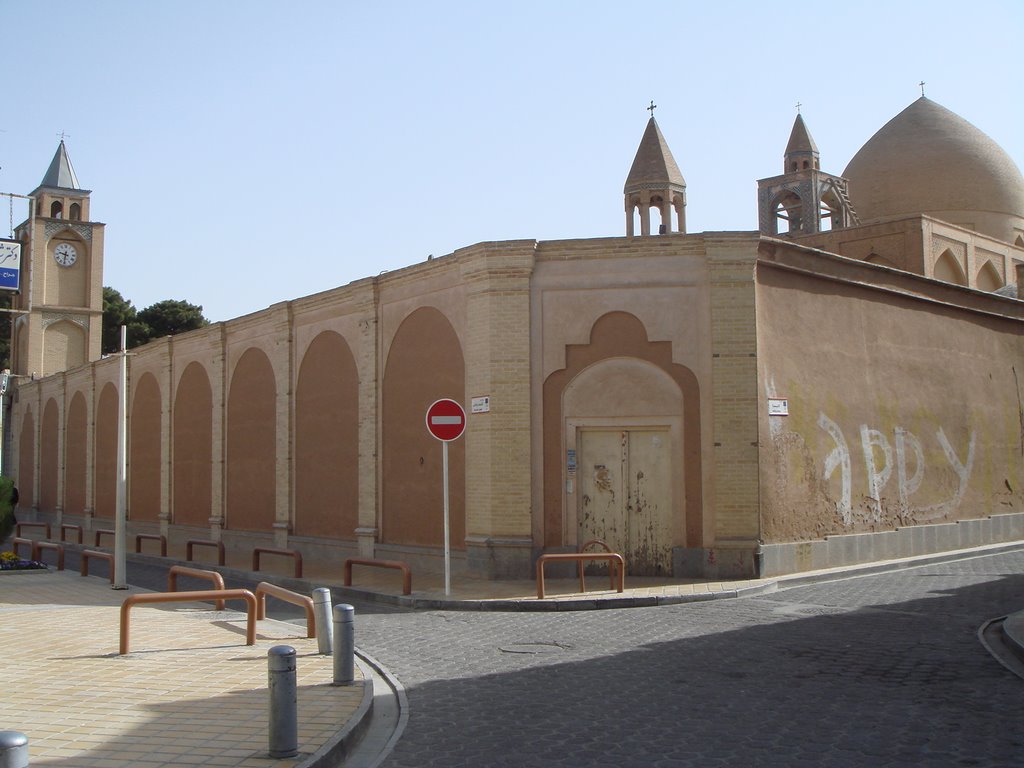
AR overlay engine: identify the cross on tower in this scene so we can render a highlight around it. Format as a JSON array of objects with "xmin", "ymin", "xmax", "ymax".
[
  {"xmin": 919, "ymin": 81, "xmax": 926, "ymax": 97},
  {"xmin": 795, "ymin": 101, "xmax": 802, "ymax": 114},
  {"xmin": 57, "ymin": 130, "xmax": 71, "ymax": 142},
  {"xmin": 647, "ymin": 100, "xmax": 657, "ymax": 117}
]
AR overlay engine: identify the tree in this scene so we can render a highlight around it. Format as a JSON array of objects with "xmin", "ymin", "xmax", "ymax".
[
  {"xmin": 137, "ymin": 299, "xmax": 209, "ymax": 339},
  {"xmin": 102, "ymin": 288, "xmax": 209, "ymax": 353},
  {"xmin": 101, "ymin": 287, "xmax": 148, "ymax": 354}
]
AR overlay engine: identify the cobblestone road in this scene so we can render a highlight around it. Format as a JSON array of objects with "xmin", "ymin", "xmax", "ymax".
[{"xmin": 354, "ymin": 551, "xmax": 1024, "ymax": 767}]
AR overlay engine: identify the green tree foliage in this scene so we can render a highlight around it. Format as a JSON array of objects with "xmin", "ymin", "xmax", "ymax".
[
  {"xmin": 102, "ymin": 288, "xmax": 209, "ymax": 353},
  {"xmin": 101, "ymin": 287, "xmax": 149, "ymax": 353},
  {"xmin": 137, "ymin": 299, "xmax": 209, "ymax": 340},
  {"xmin": 0, "ymin": 475, "xmax": 17, "ymax": 544}
]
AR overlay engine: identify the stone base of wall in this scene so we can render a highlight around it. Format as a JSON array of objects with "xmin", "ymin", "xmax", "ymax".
[
  {"xmin": 760, "ymin": 513, "xmax": 1024, "ymax": 577},
  {"xmin": 465, "ymin": 536, "xmax": 534, "ymax": 579},
  {"xmin": 674, "ymin": 545, "xmax": 759, "ymax": 579}
]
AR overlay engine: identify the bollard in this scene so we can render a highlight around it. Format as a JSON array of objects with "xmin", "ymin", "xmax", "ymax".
[
  {"xmin": 0, "ymin": 731, "xmax": 28, "ymax": 768},
  {"xmin": 332, "ymin": 603, "xmax": 355, "ymax": 685},
  {"xmin": 312, "ymin": 587, "xmax": 333, "ymax": 655},
  {"xmin": 268, "ymin": 646, "xmax": 298, "ymax": 759}
]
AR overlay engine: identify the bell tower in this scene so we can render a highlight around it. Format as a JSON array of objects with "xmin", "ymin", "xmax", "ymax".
[
  {"xmin": 757, "ymin": 112, "xmax": 858, "ymax": 237},
  {"xmin": 624, "ymin": 105, "xmax": 687, "ymax": 236},
  {"xmin": 11, "ymin": 141, "xmax": 105, "ymax": 377}
]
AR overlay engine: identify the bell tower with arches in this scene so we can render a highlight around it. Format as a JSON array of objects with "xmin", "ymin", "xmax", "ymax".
[
  {"xmin": 12, "ymin": 140, "xmax": 105, "ymax": 377},
  {"xmin": 757, "ymin": 111, "xmax": 858, "ymax": 237},
  {"xmin": 624, "ymin": 104, "xmax": 687, "ymax": 236}
]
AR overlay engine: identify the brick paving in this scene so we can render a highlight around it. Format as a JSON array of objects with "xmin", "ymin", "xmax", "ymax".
[{"xmin": 1, "ymin": 570, "xmax": 367, "ymax": 768}]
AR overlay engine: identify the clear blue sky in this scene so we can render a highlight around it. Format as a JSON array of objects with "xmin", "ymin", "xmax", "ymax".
[{"xmin": 2, "ymin": 1, "xmax": 1021, "ymax": 322}]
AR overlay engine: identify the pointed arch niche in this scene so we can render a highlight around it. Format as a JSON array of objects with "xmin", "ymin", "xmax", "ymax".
[
  {"xmin": 94, "ymin": 383, "xmax": 119, "ymax": 520},
  {"xmin": 294, "ymin": 331, "xmax": 359, "ymax": 539},
  {"xmin": 17, "ymin": 407, "xmax": 36, "ymax": 509},
  {"xmin": 39, "ymin": 398, "xmax": 59, "ymax": 514},
  {"xmin": 975, "ymin": 260, "xmax": 1002, "ymax": 292},
  {"xmin": 933, "ymin": 249, "xmax": 967, "ymax": 286},
  {"xmin": 542, "ymin": 312, "xmax": 702, "ymax": 559},
  {"xmin": 382, "ymin": 307, "xmax": 465, "ymax": 548}
]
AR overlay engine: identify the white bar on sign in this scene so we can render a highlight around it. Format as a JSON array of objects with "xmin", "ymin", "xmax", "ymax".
[{"xmin": 431, "ymin": 416, "xmax": 463, "ymax": 425}]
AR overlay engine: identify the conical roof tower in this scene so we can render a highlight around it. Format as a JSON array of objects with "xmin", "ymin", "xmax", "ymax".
[{"xmin": 624, "ymin": 115, "xmax": 687, "ymax": 236}]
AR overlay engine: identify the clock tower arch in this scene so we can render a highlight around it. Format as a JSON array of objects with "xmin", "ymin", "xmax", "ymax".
[{"xmin": 12, "ymin": 140, "xmax": 105, "ymax": 377}]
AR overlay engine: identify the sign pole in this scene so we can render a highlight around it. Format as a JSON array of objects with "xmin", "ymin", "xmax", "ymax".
[
  {"xmin": 442, "ymin": 440, "xmax": 451, "ymax": 596},
  {"xmin": 425, "ymin": 398, "xmax": 466, "ymax": 599},
  {"xmin": 113, "ymin": 325, "xmax": 128, "ymax": 589}
]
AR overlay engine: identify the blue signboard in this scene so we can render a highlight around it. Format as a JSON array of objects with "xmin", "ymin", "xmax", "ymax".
[{"xmin": 0, "ymin": 239, "xmax": 21, "ymax": 292}]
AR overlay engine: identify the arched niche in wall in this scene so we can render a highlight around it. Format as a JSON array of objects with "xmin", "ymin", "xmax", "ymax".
[
  {"xmin": 130, "ymin": 373, "xmax": 162, "ymax": 522},
  {"xmin": 295, "ymin": 330, "xmax": 359, "ymax": 540},
  {"xmin": 933, "ymin": 249, "xmax": 967, "ymax": 286},
  {"xmin": 39, "ymin": 398, "xmax": 59, "ymax": 513},
  {"xmin": 94, "ymin": 383, "xmax": 119, "ymax": 520},
  {"xmin": 381, "ymin": 306, "xmax": 465, "ymax": 548},
  {"xmin": 173, "ymin": 362, "xmax": 213, "ymax": 527},
  {"xmin": 64, "ymin": 391, "xmax": 88, "ymax": 517},
  {"xmin": 226, "ymin": 348, "xmax": 277, "ymax": 532}
]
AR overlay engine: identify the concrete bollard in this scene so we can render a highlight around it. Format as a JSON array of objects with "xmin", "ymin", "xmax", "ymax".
[
  {"xmin": 312, "ymin": 587, "xmax": 333, "ymax": 655},
  {"xmin": 0, "ymin": 731, "xmax": 28, "ymax": 768},
  {"xmin": 332, "ymin": 603, "xmax": 355, "ymax": 685},
  {"xmin": 268, "ymin": 645, "xmax": 298, "ymax": 758}
]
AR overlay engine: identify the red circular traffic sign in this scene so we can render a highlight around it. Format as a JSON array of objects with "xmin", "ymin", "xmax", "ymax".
[{"xmin": 425, "ymin": 398, "xmax": 466, "ymax": 442}]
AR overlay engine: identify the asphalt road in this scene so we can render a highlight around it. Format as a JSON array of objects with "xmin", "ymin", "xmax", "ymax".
[{"xmin": 92, "ymin": 548, "xmax": 1024, "ymax": 767}]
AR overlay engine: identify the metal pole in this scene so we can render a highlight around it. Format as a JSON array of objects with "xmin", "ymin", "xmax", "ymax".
[
  {"xmin": 443, "ymin": 439, "xmax": 451, "ymax": 596},
  {"xmin": 0, "ymin": 730, "xmax": 28, "ymax": 768},
  {"xmin": 312, "ymin": 587, "xmax": 333, "ymax": 655},
  {"xmin": 332, "ymin": 603, "xmax": 354, "ymax": 685},
  {"xmin": 113, "ymin": 325, "xmax": 127, "ymax": 589},
  {"xmin": 267, "ymin": 645, "xmax": 298, "ymax": 758}
]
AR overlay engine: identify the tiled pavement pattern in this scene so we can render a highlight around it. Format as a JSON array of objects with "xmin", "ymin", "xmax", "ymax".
[
  {"xmin": 354, "ymin": 548, "xmax": 1024, "ymax": 767},
  {"xmin": 1, "ymin": 570, "xmax": 366, "ymax": 768}
]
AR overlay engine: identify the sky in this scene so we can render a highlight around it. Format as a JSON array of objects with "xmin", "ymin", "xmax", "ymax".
[{"xmin": 2, "ymin": 1, "xmax": 1022, "ymax": 323}]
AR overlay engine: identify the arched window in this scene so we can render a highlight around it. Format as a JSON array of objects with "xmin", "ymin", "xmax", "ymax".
[
  {"xmin": 69, "ymin": 202, "xmax": 81, "ymax": 221},
  {"xmin": 50, "ymin": 201, "xmax": 63, "ymax": 219}
]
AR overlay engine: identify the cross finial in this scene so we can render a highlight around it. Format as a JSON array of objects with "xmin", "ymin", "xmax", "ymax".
[
  {"xmin": 647, "ymin": 100, "xmax": 657, "ymax": 118},
  {"xmin": 57, "ymin": 130, "xmax": 70, "ymax": 143},
  {"xmin": 795, "ymin": 101, "xmax": 802, "ymax": 114},
  {"xmin": 919, "ymin": 81, "xmax": 926, "ymax": 97}
]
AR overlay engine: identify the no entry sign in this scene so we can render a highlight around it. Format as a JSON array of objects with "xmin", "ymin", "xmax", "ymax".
[{"xmin": 425, "ymin": 398, "xmax": 466, "ymax": 442}]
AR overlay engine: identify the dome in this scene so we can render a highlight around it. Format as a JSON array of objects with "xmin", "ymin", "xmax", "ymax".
[{"xmin": 843, "ymin": 98, "xmax": 1024, "ymax": 244}]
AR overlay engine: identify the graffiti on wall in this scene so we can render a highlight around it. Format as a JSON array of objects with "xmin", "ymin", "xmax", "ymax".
[{"xmin": 817, "ymin": 411, "xmax": 975, "ymax": 525}]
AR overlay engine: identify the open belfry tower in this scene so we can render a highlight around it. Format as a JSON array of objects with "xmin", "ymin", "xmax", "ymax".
[
  {"xmin": 12, "ymin": 141, "xmax": 105, "ymax": 377},
  {"xmin": 757, "ymin": 111, "xmax": 858, "ymax": 236}
]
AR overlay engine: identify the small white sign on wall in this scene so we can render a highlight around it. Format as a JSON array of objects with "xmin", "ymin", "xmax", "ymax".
[
  {"xmin": 767, "ymin": 397, "xmax": 789, "ymax": 416},
  {"xmin": 471, "ymin": 396, "xmax": 490, "ymax": 414}
]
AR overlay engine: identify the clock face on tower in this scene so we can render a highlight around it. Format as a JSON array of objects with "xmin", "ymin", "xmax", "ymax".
[{"xmin": 54, "ymin": 242, "xmax": 78, "ymax": 267}]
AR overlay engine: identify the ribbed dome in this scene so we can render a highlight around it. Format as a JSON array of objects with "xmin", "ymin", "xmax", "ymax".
[{"xmin": 843, "ymin": 98, "xmax": 1024, "ymax": 243}]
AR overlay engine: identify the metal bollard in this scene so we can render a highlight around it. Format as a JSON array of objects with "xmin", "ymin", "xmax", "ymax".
[
  {"xmin": 332, "ymin": 603, "xmax": 355, "ymax": 685},
  {"xmin": 268, "ymin": 646, "xmax": 298, "ymax": 758},
  {"xmin": 0, "ymin": 731, "xmax": 28, "ymax": 768},
  {"xmin": 312, "ymin": 587, "xmax": 333, "ymax": 655}
]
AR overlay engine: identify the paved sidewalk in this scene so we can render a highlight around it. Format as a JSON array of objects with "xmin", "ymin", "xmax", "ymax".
[
  {"xmin": 1, "ymin": 570, "xmax": 369, "ymax": 768},
  {"xmin": 5, "ymin": 539, "xmax": 1024, "ymax": 767}
]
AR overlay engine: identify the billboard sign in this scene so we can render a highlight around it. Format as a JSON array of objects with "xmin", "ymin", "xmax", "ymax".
[{"xmin": 0, "ymin": 239, "xmax": 22, "ymax": 292}]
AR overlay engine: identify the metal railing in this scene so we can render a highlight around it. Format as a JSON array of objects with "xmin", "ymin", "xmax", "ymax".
[
  {"xmin": 30, "ymin": 541, "xmax": 64, "ymax": 570},
  {"xmin": 94, "ymin": 528, "xmax": 115, "ymax": 547},
  {"xmin": 168, "ymin": 565, "xmax": 226, "ymax": 610},
  {"xmin": 81, "ymin": 549, "xmax": 115, "ymax": 584},
  {"xmin": 186, "ymin": 538, "xmax": 225, "ymax": 566},
  {"xmin": 535, "ymin": 551, "xmax": 626, "ymax": 599},
  {"xmin": 135, "ymin": 533, "xmax": 167, "ymax": 557},
  {"xmin": 343, "ymin": 558, "xmax": 412, "ymax": 595},
  {"xmin": 15, "ymin": 522, "xmax": 49, "ymax": 539},
  {"xmin": 255, "ymin": 582, "xmax": 315, "ymax": 638},
  {"xmin": 60, "ymin": 523, "xmax": 83, "ymax": 543},
  {"xmin": 119, "ymin": 589, "xmax": 257, "ymax": 654},
  {"xmin": 252, "ymin": 547, "xmax": 303, "ymax": 578}
]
